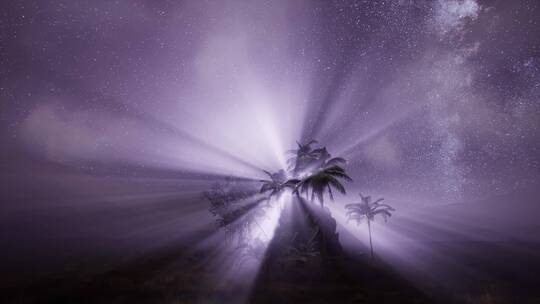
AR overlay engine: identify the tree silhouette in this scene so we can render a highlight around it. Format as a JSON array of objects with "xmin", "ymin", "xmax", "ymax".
[
  {"xmin": 203, "ymin": 139, "xmax": 355, "ymax": 267},
  {"xmin": 203, "ymin": 178, "xmax": 267, "ymax": 246},
  {"xmin": 345, "ymin": 193, "xmax": 395, "ymax": 259},
  {"xmin": 258, "ymin": 169, "xmax": 298, "ymax": 201},
  {"xmin": 295, "ymin": 163, "xmax": 352, "ymax": 206},
  {"xmin": 286, "ymin": 139, "xmax": 321, "ymax": 174}
]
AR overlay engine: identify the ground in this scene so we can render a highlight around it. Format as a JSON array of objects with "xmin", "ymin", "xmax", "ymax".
[{"xmin": 4, "ymin": 239, "xmax": 540, "ymax": 304}]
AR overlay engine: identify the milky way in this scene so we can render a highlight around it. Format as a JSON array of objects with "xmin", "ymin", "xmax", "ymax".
[{"xmin": 1, "ymin": 0, "xmax": 540, "ymax": 297}]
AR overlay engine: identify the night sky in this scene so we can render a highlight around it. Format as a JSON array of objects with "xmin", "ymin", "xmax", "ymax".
[{"xmin": 1, "ymin": 0, "xmax": 540, "ymax": 300}]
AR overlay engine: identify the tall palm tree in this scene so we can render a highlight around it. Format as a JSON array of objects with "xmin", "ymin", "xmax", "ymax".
[
  {"xmin": 345, "ymin": 193, "xmax": 395, "ymax": 259},
  {"xmin": 288, "ymin": 157, "xmax": 351, "ymax": 262}
]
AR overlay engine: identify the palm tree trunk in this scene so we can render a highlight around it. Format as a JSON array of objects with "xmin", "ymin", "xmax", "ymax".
[{"xmin": 368, "ymin": 220, "xmax": 374, "ymax": 260}]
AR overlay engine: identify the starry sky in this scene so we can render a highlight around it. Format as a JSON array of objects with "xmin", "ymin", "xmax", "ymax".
[{"xmin": 1, "ymin": 0, "xmax": 540, "ymax": 281}]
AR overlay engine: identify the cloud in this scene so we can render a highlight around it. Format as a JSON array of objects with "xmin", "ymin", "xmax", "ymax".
[{"xmin": 20, "ymin": 102, "xmax": 104, "ymax": 163}]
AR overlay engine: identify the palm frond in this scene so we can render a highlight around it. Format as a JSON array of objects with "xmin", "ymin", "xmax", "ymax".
[
  {"xmin": 345, "ymin": 203, "xmax": 362, "ymax": 209},
  {"xmin": 372, "ymin": 198, "xmax": 385, "ymax": 205},
  {"xmin": 327, "ymin": 185, "xmax": 334, "ymax": 201},
  {"xmin": 323, "ymin": 165, "xmax": 353, "ymax": 181},
  {"xmin": 283, "ymin": 178, "xmax": 300, "ymax": 189},
  {"xmin": 373, "ymin": 203, "xmax": 395, "ymax": 211},
  {"xmin": 325, "ymin": 157, "xmax": 347, "ymax": 166},
  {"xmin": 373, "ymin": 209, "xmax": 393, "ymax": 221},
  {"xmin": 345, "ymin": 194, "xmax": 395, "ymax": 225},
  {"xmin": 327, "ymin": 176, "xmax": 346, "ymax": 194},
  {"xmin": 259, "ymin": 183, "xmax": 274, "ymax": 194},
  {"xmin": 305, "ymin": 139, "xmax": 318, "ymax": 146}
]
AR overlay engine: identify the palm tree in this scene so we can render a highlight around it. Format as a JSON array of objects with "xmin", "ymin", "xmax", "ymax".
[
  {"xmin": 204, "ymin": 139, "xmax": 353, "ymax": 267},
  {"xmin": 259, "ymin": 169, "xmax": 300, "ymax": 201},
  {"xmin": 259, "ymin": 169, "xmax": 286, "ymax": 197},
  {"xmin": 295, "ymin": 159, "xmax": 352, "ymax": 206},
  {"xmin": 345, "ymin": 193, "xmax": 395, "ymax": 259},
  {"xmin": 286, "ymin": 139, "xmax": 321, "ymax": 174},
  {"xmin": 286, "ymin": 139, "xmax": 318, "ymax": 157}
]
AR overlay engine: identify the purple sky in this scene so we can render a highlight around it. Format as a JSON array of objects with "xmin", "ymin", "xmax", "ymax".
[{"xmin": 1, "ymin": 0, "xmax": 540, "ymax": 291}]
